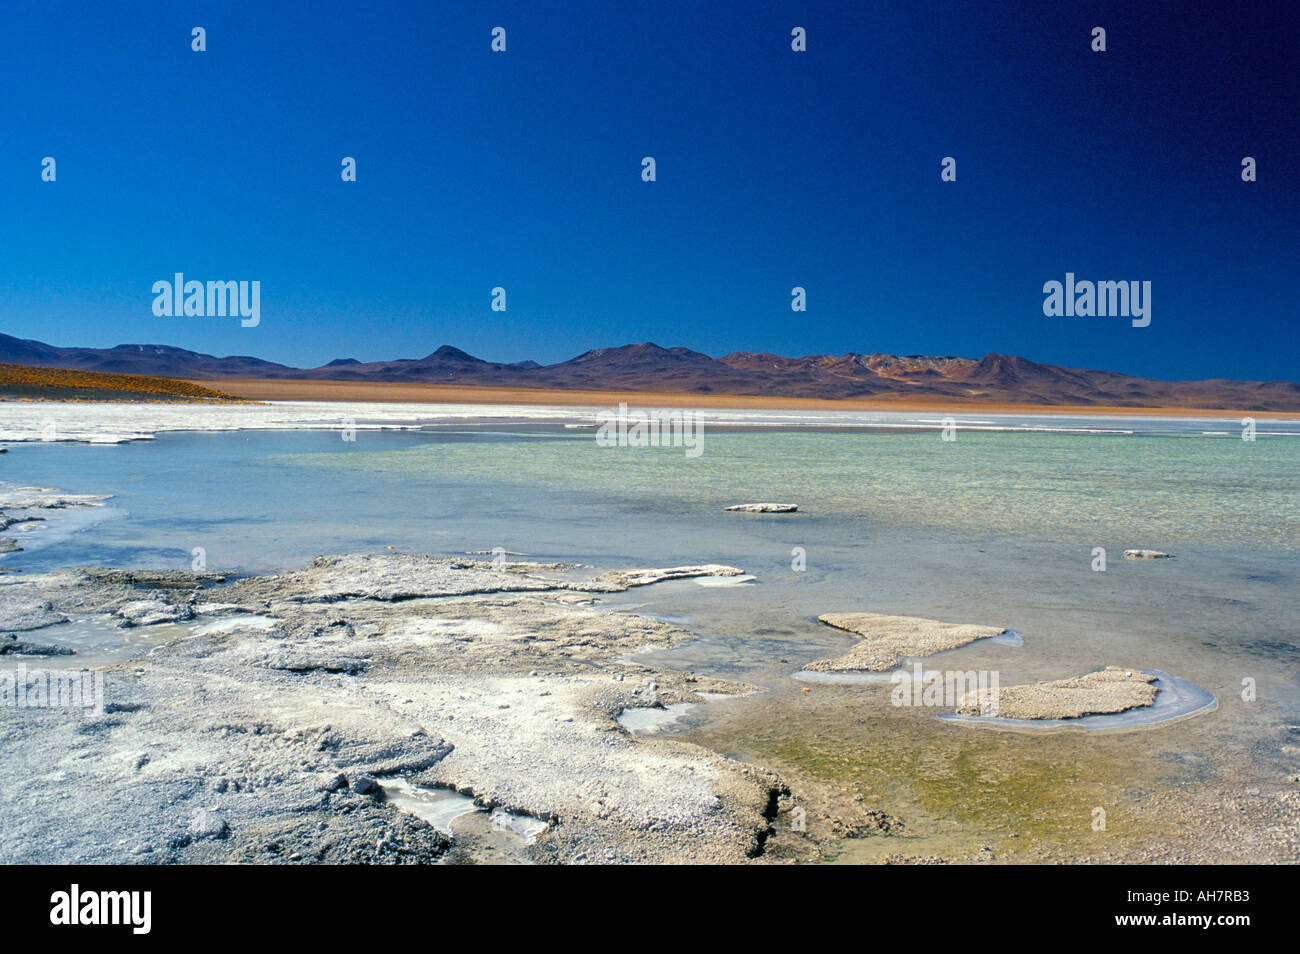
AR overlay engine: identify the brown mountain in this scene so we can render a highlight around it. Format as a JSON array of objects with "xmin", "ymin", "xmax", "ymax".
[{"xmin": 2, "ymin": 333, "xmax": 1297, "ymax": 411}]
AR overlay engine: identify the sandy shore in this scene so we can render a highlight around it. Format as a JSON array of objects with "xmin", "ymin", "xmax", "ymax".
[{"xmin": 192, "ymin": 378, "xmax": 1299, "ymax": 419}]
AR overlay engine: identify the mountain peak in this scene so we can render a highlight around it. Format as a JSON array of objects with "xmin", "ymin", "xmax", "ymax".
[{"xmin": 427, "ymin": 345, "xmax": 479, "ymax": 361}]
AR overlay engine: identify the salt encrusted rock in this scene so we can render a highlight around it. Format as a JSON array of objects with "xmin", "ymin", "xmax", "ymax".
[
  {"xmin": 260, "ymin": 652, "xmax": 368, "ymax": 675},
  {"xmin": 0, "ymin": 587, "xmax": 70, "ymax": 631},
  {"xmin": 0, "ymin": 635, "xmax": 75, "ymax": 656},
  {"xmin": 0, "ymin": 552, "xmax": 776, "ymax": 865},
  {"xmin": 723, "ymin": 503, "xmax": 798, "ymax": 513},
  {"xmin": 84, "ymin": 568, "xmax": 225, "ymax": 588},
  {"xmin": 0, "ymin": 486, "xmax": 111, "ymax": 510},
  {"xmin": 1124, "ymin": 549, "xmax": 1173, "ymax": 559},
  {"xmin": 590, "ymin": 565, "xmax": 745, "ymax": 588},
  {"xmin": 232, "ymin": 553, "xmax": 562, "ymax": 603},
  {"xmin": 320, "ymin": 773, "xmax": 349, "ymax": 793},
  {"xmin": 804, "ymin": 613, "xmax": 1007, "ymax": 673},
  {"xmin": 955, "ymin": 667, "xmax": 1158, "ymax": 720},
  {"xmin": 115, "ymin": 599, "xmax": 194, "ymax": 627},
  {"xmin": 188, "ymin": 809, "xmax": 230, "ymax": 840}
]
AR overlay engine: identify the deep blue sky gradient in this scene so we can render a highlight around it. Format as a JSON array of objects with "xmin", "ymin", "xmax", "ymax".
[{"xmin": 2, "ymin": 0, "xmax": 1297, "ymax": 380}]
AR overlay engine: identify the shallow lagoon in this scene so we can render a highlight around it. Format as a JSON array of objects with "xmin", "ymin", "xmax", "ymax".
[
  {"xmin": 5, "ymin": 415, "xmax": 1298, "ymax": 715},
  {"xmin": 4, "ymin": 404, "xmax": 1298, "ymax": 860}
]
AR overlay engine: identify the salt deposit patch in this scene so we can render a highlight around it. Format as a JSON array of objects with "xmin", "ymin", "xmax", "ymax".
[
  {"xmin": 805, "ymin": 612, "xmax": 1009, "ymax": 673},
  {"xmin": 387, "ymin": 617, "xmax": 509, "ymax": 643},
  {"xmin": 1, "ymin": 401, "xmax": 1292, "ymax": 446},
  {"xmin": 0, "ymin": 400, "xmax": 599, "ymax": 445},
  {"xmin": 939, "ymin": 670, "xmax": 1217, "ymax": 732},
  {"xmin": 190, "ymin": 615, "xmax": 280, "ymax": 637}
]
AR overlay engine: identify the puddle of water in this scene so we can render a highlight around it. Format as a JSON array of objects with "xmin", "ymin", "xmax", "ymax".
[
  {"xmin": 610, "ymin": 608, "xmax": 695, "ymax": 627},
  {"xmin": 0, "ymin": 614, "xmax": 191, "ymax": 670},
  {"xmin": 488, "ymin": 808, "xmax": 549, "ymax": 843},
  {"xmin": 618, "ymin": 701, "xmax": 697, "ymax": 734},
  {"xmin": 616, "ymin": 692, "xmax": 749, "ymax": 734},
  {"xmin": 379, "ymin": 777, "xmax": 550, "ymax": 844},
  {"xmin": 990, "ymin": 629, "xmax": 1024, "ymax": 647},
  {"xmin": 379, "ymin": 777, "xmax": 483, "ymax": 834},
  {"xmin": 793, "ymin": 669, "xmax": 896, "ymax": 685},
  {"xmin": 937, "ymin": 670, "xmax": 1218, "ymax": 732},
  {"xmin": 0, "ymin": 613, "xmax": 281, "ymax": 670}
]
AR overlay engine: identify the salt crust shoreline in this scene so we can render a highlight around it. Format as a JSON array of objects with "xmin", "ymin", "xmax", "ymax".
[{"xmin": 0, "ymin": 552, "xmax": 787, "ymax": 864}]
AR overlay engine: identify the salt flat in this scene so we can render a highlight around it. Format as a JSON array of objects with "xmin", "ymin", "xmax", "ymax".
[{"xmin": 4, "ymin": 398, "xmax": 1293, "ymax": 445}]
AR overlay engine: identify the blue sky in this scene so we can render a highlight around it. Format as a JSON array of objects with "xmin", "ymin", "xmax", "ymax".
[{"xmin": 1, "ymin": 0, "xmax": 1297, "ymax": 380}]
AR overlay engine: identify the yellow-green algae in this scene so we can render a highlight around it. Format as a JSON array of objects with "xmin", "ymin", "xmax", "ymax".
[{"xmin": 680, "ymin": 685, "xmax": 1228, "ymax": 861}]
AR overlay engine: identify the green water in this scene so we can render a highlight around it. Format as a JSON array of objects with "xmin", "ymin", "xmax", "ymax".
[{"xmin": 288, "ymin": 428, "xmax": 1300, "ymax": 551}]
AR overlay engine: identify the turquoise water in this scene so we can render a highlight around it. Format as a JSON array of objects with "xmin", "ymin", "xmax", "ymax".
[
  {"xmin": 7, "ymin": 423, "xmax": 1298, "ymax": 571},
  {"xmin": 4, "ymin": 420, "xmax": 1298, "ymax": 737},
  {"xmin": 289, "ymin": 425, "xmax": 1300, "ymax": 550}
]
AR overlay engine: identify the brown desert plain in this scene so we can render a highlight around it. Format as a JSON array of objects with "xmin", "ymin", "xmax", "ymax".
[{"xmin": 194, "ymin": 376, "xmax": 1300, "ymax": 418}]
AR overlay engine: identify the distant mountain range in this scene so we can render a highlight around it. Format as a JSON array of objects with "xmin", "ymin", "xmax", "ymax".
[{"xmin": 3, "ymin": 333, "xmax": 1298, "ymax": 410}]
